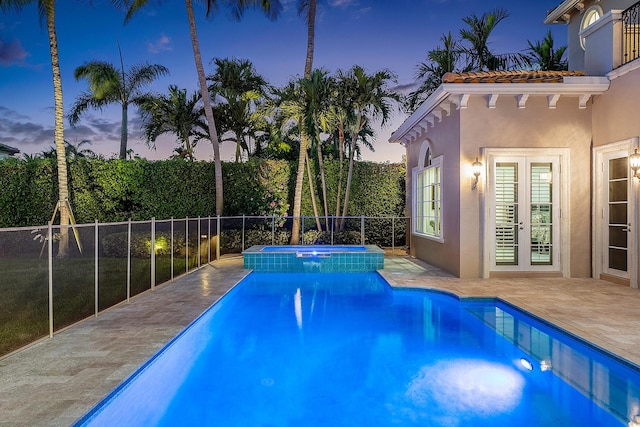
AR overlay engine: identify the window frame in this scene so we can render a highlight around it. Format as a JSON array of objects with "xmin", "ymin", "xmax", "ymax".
[
  {"xmin": 580, "ymin": 5, "xmax": 603, "ymax": 50},
  {"xmin": 412, "ymin": 154, "xmax": 443, "ymax": 242}
]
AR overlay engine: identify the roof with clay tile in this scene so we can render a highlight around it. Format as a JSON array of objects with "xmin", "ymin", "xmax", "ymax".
[{"xmin": 442, "ymin": 70, "xmax": 586, "ymax": 84}]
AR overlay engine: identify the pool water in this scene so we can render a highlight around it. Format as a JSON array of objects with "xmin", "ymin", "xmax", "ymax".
[{"xmin": 77, "ymin": 272, "xmax": 640, "ymax": 426}]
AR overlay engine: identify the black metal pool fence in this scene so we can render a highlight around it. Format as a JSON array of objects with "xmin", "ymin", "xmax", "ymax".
[{"xmin": 0, "ymin": 215, "xmax": 408, "ymax": 358}]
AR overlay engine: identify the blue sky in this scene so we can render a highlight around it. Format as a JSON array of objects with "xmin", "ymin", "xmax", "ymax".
[{"xmin": 0, "ymin": 0, "xmax": 566, "ymax": 162}]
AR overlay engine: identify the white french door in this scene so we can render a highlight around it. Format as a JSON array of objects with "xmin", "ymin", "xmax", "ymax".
[
  {"xmin": 489, "ymin": 155, "xmax": 562, "ymax": 272},
  {"xmin": 594, "ymin": 142, "xmax": 638, "ymax": 286}
]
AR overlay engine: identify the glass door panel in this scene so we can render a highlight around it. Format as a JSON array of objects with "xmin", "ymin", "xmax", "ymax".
[
  {"xmin": 495, "ymin": 163, "xmax": 518, "ymax": 265},
  {"xmin": 530, "ymin": 164, "xmax": 553, "ymax": 266},
  {"xmin": 607, "ymin": 157, "xmax": 629, "ymax": 273}
]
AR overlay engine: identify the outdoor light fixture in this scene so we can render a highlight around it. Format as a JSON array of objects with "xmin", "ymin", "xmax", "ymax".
[
  {"xmin": 630, "ymin": 149, "xmax": 640, "ymax": 179},
  {"xmin": 471, "ymin": 157, "xmax": 483, "ymax": 190}
]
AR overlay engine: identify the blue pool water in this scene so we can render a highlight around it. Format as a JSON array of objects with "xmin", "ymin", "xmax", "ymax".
[{"xmin": 77, "ymin": 272, "xmax": 640, "ymax": 426}]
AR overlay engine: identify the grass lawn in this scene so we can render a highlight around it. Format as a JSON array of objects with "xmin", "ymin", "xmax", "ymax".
[{"xmin": 0, "ymin": 255, "xmax": 196, "ymax": 357}]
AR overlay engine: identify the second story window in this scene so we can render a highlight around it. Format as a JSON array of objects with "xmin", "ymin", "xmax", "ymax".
[{"xmin": 580, "ymin": 6, "xmax": 603, "ymax": 50}]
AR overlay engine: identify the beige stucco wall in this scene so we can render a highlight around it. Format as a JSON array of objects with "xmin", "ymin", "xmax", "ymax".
[
  {"xmin": 593, "ymin": 68, "xmax": 640, "ymax": 146},
  {"xmin": 406, "ymin": 108, "xmax": 462, "ymax": 277},
  {"xmin": 565, "ymin": 0, "xmax": 636, "ymax": 72},
  {"xmin": 406, "ymin": 94, "xmax": 593, "ymax": 279},
  {"xmin": 592, "ymin": 67, "xmax": 640, "ymax": 287},
  {"xmin": 461, "ymin": 95, "xmax": 593, "ymax": 278}
]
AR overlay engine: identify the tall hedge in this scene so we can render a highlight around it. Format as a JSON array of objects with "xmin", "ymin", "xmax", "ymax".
[{"xmin": 0, "ymin": 157, "xmax": 405, "ymax": 228}]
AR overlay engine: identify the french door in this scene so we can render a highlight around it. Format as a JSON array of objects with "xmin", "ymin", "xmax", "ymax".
[
  {"xmin": 489, "ymin": 155, "xmax": 561, "ymax": 272},
  {"xmin": 594, "ymin": 145, "xmax": 637, "ymax": 285}
]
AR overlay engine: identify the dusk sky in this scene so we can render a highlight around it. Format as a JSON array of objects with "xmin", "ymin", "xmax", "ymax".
[{"xmin": 0, "ymin": 0, "xmax": 566, "ymax": 163}]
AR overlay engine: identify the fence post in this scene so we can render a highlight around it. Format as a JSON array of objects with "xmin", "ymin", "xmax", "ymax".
[
  {"xmin": 170, "ymin": 217, "xmax": 174, "ymax": 281},
  {"xmin": 272, "ymin": 215, "xmax": 275, "ymax": 246},
  {"xmin": 127, "ymin": 218, "xmax": 131, "ymax": 301},
  {"xmin": 242, "ymin": 215, "xmax": 246, "ymax": 252},
  {"xmin": 94, "ymin": 219, "xmax": 99, "ymax": 316},
  {"xmin": 198, "ymin": 216, "xmax": 201, "ymax": 269},
  {"xmin": 331, "ymin": 216, "xmax": 334, "ymax": 245},
  {"xmin": 361, "ymin": 215, "xmax": 365, "ymax": 245},
  {"xmin": 185, "ymin": 217, "xmax": 189, "ymax": 273},
  {"xmin": 48, "ymin": 221, "xmax": 53, "ymax": 338},
  {"xmin": 151, "ymin": 217, "xmax": 156, "ymax": 290},
  {"xmin": 207, "ymin": 217, "xmax": 211, "ymax": 264},
  {"xmin": 216, "ymin": 215, "xmax": 221, "ymax": 260},
  {"xmin": 302, "ymin": 216, "xmax": 305, "ymax": 245},
  {"xmin": 392, "ymin": 216, "xmax": 395, "ymax": 258}
]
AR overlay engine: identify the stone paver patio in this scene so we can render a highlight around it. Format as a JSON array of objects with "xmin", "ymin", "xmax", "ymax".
[{"xmin": 1, "ymin": 256, "xmax": 640, "ymax": 426}]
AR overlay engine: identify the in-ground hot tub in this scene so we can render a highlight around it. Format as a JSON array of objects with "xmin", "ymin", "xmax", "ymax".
[{"xmin": 242, "ymin": 245, "xmax": 384, "ymax": 272}]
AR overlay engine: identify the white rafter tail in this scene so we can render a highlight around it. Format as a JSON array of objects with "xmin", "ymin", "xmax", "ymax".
[
  {"xmin": 440, "ymin": 103, "xmax": 451, "ymax": 116},
  {"xmin": 548, "ymin": 94, "xmax": 561, "ymax": 109},
  {"xmin": 426, "ymin": 116, "xmax": 435, "ymax": 127},
  {"xmin": 459, "ymin": 94, "xmax": 471, "ymax": 109},
  {"xmin": 517, "ymin": 94, "xmax": 529, "ymax": 109},
  {"xmin": 579, "ymin": 94, "xmax": 592, "ymax": 109},
  {"xmin": 487, "ymin": 93, "xmax": 499, "ymax": 109},
  {"xmin": 433, "ymin": 109, "xmax": 443, "ymax": 122}
]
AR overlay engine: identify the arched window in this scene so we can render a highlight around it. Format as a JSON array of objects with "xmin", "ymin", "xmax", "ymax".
[
  {"xmin": 413, "ymin": 140, "xmax": 442, "ymax": 239},
  {"xmin": 580, "ymin": 6, "xmax": 603, "ymax": 50}
]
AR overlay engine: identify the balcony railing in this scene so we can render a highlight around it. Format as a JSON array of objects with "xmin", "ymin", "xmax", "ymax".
[{"xmin": 622, "ymin": 1, "xmax": 640, "ymax": 66}]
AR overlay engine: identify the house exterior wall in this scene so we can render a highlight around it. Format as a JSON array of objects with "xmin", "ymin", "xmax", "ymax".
[
  {"xmin": 565, "ymin": 0, "xmax": 635, "ymax": 72},
  {"xmin": 592, "ymin": 67, "xmax": 640, "ymax": 286},
  {"xmin": 592, "ymin": 68, "xmax": 640, "ymax": 146},
  {"xmin": 407, "ymin": 108, "xmax": 462, "ymax": 276},
  {"xmin": 459, "ymin": 95, "xmax": 593, "ymax": 278}
]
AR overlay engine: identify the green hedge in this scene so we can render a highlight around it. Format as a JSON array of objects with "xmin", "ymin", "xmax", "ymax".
[{"xmin": 0, "ymin": 157, "xmax": 405, "ymax": 228}]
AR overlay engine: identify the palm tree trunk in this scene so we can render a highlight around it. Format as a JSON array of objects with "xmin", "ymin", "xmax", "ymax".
[
  {"xmin": 340, "ymin": 135, "xmax": 356, "ymax": 232},
  {"xmin": 304, "ymin": 0, "xmax": 317, "ymax": 78},
  {"xmin": 120, "ymin": 104, "xmax": 128, "ymax": 159},
  {"xmin": 290, "ymin": 132, "xmax": 308, "ymax": 244},
  {"xmin": 316, "ymin": 139, "xmax": 329, "ymax": 229},
  {"xmin": 305, "ymin": 150, "xmax": 322, "ymax": 231},
  {"xmin": 186, "ymin": 0, "xmax": 223, "ymax": 215},
  {"xmin": 47, "ymin": 5, "xmax": 69, "ymax": 257},
  {"xmin": 334, "ymin": 122, "xmax": 345, "ymax": 219}
]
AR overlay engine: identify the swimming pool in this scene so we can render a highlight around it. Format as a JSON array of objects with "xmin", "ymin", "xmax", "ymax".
[{"xmin": 76, "ymin": 272, "xmax": 640, "ymax": 426}]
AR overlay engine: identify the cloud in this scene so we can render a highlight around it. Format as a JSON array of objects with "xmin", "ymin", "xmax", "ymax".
[
  {"xmin": 330, "ymin": 0, "xmax": 358, "ymax": 7},
  {"xmin": 147, "ymin": 35, "xmax": 172, "ymax": 54},
  {"xmin": 392, "ymin": 82, "xmax": 419, "ymax": 93},
  {"xmin": 0, "ymin": 36, "xmax": 28, "ymax": 67}
]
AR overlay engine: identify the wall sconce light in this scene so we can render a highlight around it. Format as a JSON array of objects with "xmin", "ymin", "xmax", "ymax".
[
  {"xmin": 471, "ymin": 157, "xmax": 482, "ymax": 190},
  {"xmin": 630, "ymin": 149, "xmax": 640, "ymax": 179}
]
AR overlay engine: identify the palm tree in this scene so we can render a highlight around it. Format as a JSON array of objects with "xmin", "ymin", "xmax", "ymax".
[
  {"xmin": 208, "ymin": 57, "xmax": 268, "ymax": 162},
  {"xmin": 406, "ymin": 32, "xmax": 467, "ymax": 113},
  {"xmin": 123, "ymin": 0, "xmax": 281, "ymax": 216},
  {"xmin": 460, "ymin": 8, "xmax": 510, "ymax": 71},
  {"xmin": 41, "ymin": 139, "xmax": 97, "ymax": 159},
  {"xmin": 525, "ymin": 30, "xmax": 568, "ymax": 71},
  {"xmin": 290, "ymin": 0, "xmax": 318, "ymax": 244},
  {"xmin": 460, "ymin": 8, "xmax": 527, "ymax": 71},
  {"xmin": 139, "ymin": 85, "xmax": 208, "ymax": 161},
  {"xmin": 337, "ymin": 66, "xmax": 399, "ymax": 230},
  {"xmin": 0, "ymin": 0, "xmax": 74, "ymax": 256},
  {"xmin": 68, "ymin": 55, "xmax": 169, "ymax": 159}
]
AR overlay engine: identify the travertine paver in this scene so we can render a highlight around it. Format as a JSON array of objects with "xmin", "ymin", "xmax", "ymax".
[
  {"xmin": 0, "ymin": 258, "xmax": 248, "ymax": 427},
  {"xmin": 2, "ymin": 256, "xmax": 640, "ymax": 426}
]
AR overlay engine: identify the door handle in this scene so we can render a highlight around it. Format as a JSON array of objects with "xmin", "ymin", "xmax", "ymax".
[
  {"xmin": 519, "ymin": 221, "xmax": 524, "ymax": 230},
  {"xmin": 623, "ymin": 224, "xmax": 631, "ymax": 232}
]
